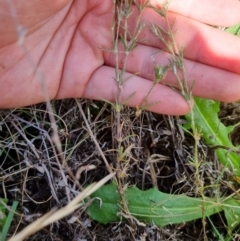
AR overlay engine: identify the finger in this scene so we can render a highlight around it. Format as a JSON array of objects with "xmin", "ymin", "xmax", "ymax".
[
  {"xmin": 121, "ymin": 6, "xmax": 240, "ymax": 75},
  {"xmin": 83, "ymin": 66, "xmax": 192, "ymax": 115},
  {"xmin": 104, "ymin": 44, "xmax": 240, "ymax": 102},
  {"xmin": 147, "ymin": 0, "xmax": 240, "ymax": 26}
]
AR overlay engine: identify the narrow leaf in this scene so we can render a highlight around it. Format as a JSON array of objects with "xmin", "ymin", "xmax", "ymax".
[
  {"xmin": 0, "ymin": 199, "xmax": 7, "ymax": 229},
  {"xmin": 1, "ymin": 201, "xmax": 18, "ymax": 241}
]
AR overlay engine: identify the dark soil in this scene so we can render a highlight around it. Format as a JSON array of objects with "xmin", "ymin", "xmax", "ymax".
[{"xmin": 1, "ymin": 100, "xmax": 240, "ymax": 241}]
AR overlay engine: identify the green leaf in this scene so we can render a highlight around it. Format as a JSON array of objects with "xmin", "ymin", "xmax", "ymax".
[
  {"xmin": 88, "ymin": 183, "xmax": 120, "ymax": 224},
  {"xmin": 1, "ymin": 201, "xmax": 18, "ymax": 241},
  {"xmin": 185, "ymin": 98, "xmax": 240, "ymax": 175},
  {"xmin": 125, "ymin": 186, "xmax": 221, "ymax": 227},
  {"xmin": 88, "ymin": 183, "xmax": 240, "ymax": 235},
  {"xmin": 88, "ymin": 183, "xmax": 222, "ymax": 226},
  {"xmin": 0, "ymin": 199, "xmax": 7, "ymax": 230},
  {"xmin": 223, "ymin": 198, "xmax": 240, "ymax": 234},
  {"xmin": 225, "ymin": 22, "xmax": 240, "ymax": 36}
]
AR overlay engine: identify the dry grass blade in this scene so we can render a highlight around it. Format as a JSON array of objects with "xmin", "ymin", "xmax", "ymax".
[
  {"xmin": 8, "ymin": 173, "xmax": 115, "ymax": 241},
  {"xmin": 75, "ymin": 99, "xmax": 113, "ymax": 175}
]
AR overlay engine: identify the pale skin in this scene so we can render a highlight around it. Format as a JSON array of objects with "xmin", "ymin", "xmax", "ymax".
[{"xmin": 1, "ymin": 0, "xmax": 240, "ymax": 115}]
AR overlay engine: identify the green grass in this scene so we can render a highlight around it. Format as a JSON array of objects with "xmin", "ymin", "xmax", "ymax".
[{"xmin": 0, "ymin": 199, "xmax": 18, "ymax": 241}]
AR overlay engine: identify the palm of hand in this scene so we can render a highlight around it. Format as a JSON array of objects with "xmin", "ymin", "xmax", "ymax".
[
  {"xmin": 1, "ymin": 0, "xmax": 240, "ymax": 115},
  {"xmin": 0, "ymin": 0, "xmax": 113, "ymax": 106}
]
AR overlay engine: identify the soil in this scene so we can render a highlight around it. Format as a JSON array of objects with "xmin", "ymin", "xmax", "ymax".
[{"xmin": 1, "ymin": 100, "xmax": 240, "ymax": 241}]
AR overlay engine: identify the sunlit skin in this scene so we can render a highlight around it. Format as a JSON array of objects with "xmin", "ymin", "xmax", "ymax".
[{"xmin": 1, "ymin": 0, "xmax": 240, "ymax": 115}]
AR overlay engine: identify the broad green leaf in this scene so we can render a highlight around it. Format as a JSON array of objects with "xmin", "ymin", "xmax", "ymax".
[
  {"xmin": 125, "ymin": 186, "xmax": 221, "ymax": 227},
  {"xmin": 88, "ymin": 183, "xmax": 120, "ymax": 224},
  {"xmin": 88, "ymin": 183, "xmax": 222, "ymax": 226},
  {"xmin": 185, "ymin": 98, "xmax": 240, "ymax": 175}
]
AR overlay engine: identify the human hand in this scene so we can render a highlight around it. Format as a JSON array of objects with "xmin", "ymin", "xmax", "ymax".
[{"xmin": 0, "ymin": 0, "xmax": 240, "ymax": 115}]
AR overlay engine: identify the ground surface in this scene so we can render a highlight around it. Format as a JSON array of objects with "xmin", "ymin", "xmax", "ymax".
[{"xmin": 1, "ymin": 99, "xmax": 240, "ymax": 241}]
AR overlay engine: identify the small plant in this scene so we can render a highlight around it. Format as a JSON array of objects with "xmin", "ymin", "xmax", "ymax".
[{"xmin": 87, "ymin": 1, "xmax": 240, "ymax": 240}]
